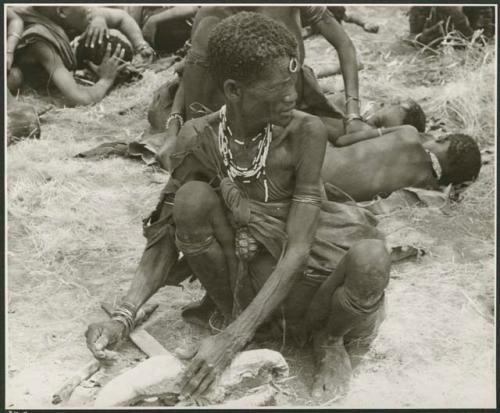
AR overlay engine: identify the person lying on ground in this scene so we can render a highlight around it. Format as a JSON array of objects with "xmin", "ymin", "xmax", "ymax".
[
  {"xmin": 85, "ymin": 12, "xmax": 391, "ymax": 401},
  {"xmin": 304, "ymin": 6, "xmax": 379, "ymax": 37},
  {"xmin": 151, "ymin": 6, "xmax": 370, "ymax": 166},
  {"xmin": 322, "ymin": 125, "xmax": 482, "ymax": 202},
  {"xmin": 407, "ymin": 6, "xmax": 494, "ymax": 47},
  {"xmin": 7, "ymin": 6, "xmax": 154, "ymax": 106}
]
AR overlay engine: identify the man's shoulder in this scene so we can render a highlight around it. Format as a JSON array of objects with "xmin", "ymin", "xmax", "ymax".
[{"xmin": 276, "ymin": 110, "xmax": 327, "ymax": 147}]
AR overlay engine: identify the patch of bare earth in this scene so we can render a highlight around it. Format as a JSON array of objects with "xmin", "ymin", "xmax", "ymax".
[{"xmin": 6, "ymin": 5, "xmax": 495, "ymax": 409}]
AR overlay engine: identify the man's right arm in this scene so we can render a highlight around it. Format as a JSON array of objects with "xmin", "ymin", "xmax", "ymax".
[
  {"xmin": 335, "ymin": 125, "xmax": 403, "ymax": 147},
  {"xmin": 30, "ymin": 42, "xmax": 122, "ymax": 106}
]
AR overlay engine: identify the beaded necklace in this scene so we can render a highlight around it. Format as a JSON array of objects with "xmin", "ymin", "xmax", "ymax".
[{"xmin": 218, "ymin": 105, "xmax": 272, "ymax": 202}]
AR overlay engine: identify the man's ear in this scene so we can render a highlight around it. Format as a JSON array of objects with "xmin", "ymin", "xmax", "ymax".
[{"xmin": 222, "ymin": 79, "xmax": 242, "ymax": 103}]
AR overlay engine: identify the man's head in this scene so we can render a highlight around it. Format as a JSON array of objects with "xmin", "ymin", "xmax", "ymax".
[
  {"xmin": 207, "ymin": 12, "xmax": 299, "ymax": 128},
  {"xmin": 424, "ymin": 133, "xmax": 482, "ymax": 185},
  {"xmin": 35, "ymin": 6, "xmax": 90, "ymax": 34},
  {"xmin": 367, "ymin": 99, "xmax": 426, "ymax": 132}
]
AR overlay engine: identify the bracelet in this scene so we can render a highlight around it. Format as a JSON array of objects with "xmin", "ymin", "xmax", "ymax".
[
  {"xmin": 7, "ymin": 50, "xmax": 14, "ymax": 54},
  {"xmin": 111, "ymin": 302, "xmax": 137, "ymax": 336},
  {"xmin": 8, "ymin": 33, "xmax": 21, "ymax": 40},
  {"xmin": 345, "ymin": 95, "xmax": 360, "ymax": 105},
  {"xmin": 166, "ymin": 113, "xmax": 184, "ymax": 130},
  {"xmin": 135, "ymin": 41, "xmax": 151, "ymax": 53},
  {"xmin": 345, "ymin": 113, "xmax": 364, "ymax": 123}
]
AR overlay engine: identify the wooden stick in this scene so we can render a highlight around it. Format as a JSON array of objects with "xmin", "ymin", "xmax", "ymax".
[
  {"xmin": 52, "ymin": 303, "xmax": 160, "ymax": 404},
  {"xmin": 52, "ymin": 360, "xmax": 100, "ymax": 405}
]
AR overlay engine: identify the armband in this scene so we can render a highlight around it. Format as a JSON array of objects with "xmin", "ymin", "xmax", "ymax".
[{"xmin": 292, "ymin": 195, "xmax": 322, "ymax": 207}]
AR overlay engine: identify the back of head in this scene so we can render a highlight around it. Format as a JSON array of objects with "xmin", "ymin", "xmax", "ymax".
[
  {"xmin": 74, "ymin": 30, "xmax": 133, "ymax": 69},
  {"xmin": 441, "ymin": 133, "xmax": 481, "ymax": 185},
  {"xmin": 401, "ymin": 99, "xmax": 426, "ymax": 132},
  {"xmin": 207, "ymin": 11, "xmax": 298, "ymax": 88}
]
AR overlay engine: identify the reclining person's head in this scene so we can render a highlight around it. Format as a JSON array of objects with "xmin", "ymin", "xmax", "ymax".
[
  {"xmin": 367, "ymin": 98, "xmax": 426, "ymax": 132},
  {"xmin": 207, "ymin": 11, "xmax": 299, "ymax": 127},
  {"xmin": 34, "ymin": 6, "xmax": 90, "ymax": 33},
  {"xmin": 425, "ymin": 133, "xmax": 482, "ymax": 185}
]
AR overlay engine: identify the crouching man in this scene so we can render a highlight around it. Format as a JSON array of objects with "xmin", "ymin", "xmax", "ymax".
[{"xmin": 85, "ymin": 12, "xmax": 391, "ymax": 401}]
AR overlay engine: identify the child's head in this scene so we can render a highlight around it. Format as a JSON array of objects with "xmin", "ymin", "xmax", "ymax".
[{"xmin": 367, "ymin": 98, "xmax": 426, "ymax": 132}]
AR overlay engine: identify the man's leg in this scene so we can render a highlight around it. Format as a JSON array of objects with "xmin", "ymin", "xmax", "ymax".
[
  {"xmin": 173, "ymin": 181, "xmax": 238, "ymax": 322},
  {"xmin": 308, "ymin": 239, "xmax": 391, "ymax": 399}
]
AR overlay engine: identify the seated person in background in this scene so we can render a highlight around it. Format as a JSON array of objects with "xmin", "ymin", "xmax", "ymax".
[
  {"xmin": 85, "ymin": 12, "xmax": 391, "ymax": 400},
  {"xmin": 304, "ymin": 6, "xmax": 379, "ymax": 36},
  {"xmin": 322, "ymin": 125, "xmax": 481, "ymax": 202},
  {"xmin": 324, "ymin": 95, "xmax": 426, "ymax": 143},
  {"xmin": 153, "ymin": 6, "xmax": 370, "ymax": 168},
  {"xmin": 125, "ymin": 6, "xmax": 199, "ymax": 54},
  {"xmin": 408, "ymin": 6, "xmax": 494, "ymax": 47},
  {"xmin": 8, "ymin": 6, "xmax": 155, "ymax": 106}
]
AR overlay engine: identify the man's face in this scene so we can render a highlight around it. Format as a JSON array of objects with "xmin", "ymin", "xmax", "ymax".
[
  {"xmin": 237, "ymin": 56, "xmax": 299, "ymax": 128},
  {"xmin": 366, "ymin": 103, "xmax": 407, "ymax": 128}
]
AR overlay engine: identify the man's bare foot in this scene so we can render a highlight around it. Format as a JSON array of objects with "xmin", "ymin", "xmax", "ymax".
[
  {"xmin": 364, "ymin": 23, "xmax": 379, "ymax": 33},
  {"xmin": 311, "ymin": 333, "xmax": 352, "ymax": 401}
]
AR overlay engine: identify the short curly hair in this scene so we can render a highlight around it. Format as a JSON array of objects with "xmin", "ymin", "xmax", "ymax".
[
  {"xmin": 440, "ymin": 133, "xmax": 481, "ymax": 185},
  {"xmin": 401, "ymin": 99, "xmax": 426, "ymax": 132},
  {"xmin": 207, "ymin": 11, "xmax": 298, "ymax": 88}
]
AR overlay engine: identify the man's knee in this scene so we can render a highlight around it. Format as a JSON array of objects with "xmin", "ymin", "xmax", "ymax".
[
  {"xmin": 344, "ymin": 239, "xmax": 390, "ymax": 305},
  {"xmin": 173, "ymin": 181, "xmax": 218, "ymax": 230}
]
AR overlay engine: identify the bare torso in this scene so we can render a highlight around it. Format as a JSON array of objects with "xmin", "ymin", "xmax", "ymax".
[
  {"xmin": 176, "ymin": 110, "xmax": 321, "ymax": 203},
  {"xmin": 321, "ymin": 132, "xmax": 437, "ymax": 201}
]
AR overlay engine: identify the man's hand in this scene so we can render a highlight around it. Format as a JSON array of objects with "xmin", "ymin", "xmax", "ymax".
[
  {"xmin": 142, "ymin": 17, "xmax": 158, "ymax": 46},
  {"xmin": 133, "ymin": 42, "xmax": 156, "ymax": 66},
  {"xmin": 85, "ymin": 320, "xmax": 125, "ymax": 360},
  {"xmin": 87, "ymin": 43, "xmax": 128, "ymax": 81},
  {"xmin": 179, "ymin": 331, "xmax": 242, "ymax": 399},
  {"xmin": 345, "ymin": 118, "xmax": 372, "ymax": 134},
  {"xmin": 83, "ymin": 16, "xmax": 110, "ymax": 48}
]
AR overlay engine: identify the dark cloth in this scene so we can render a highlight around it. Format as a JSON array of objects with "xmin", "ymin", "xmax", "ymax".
[
  {"xmin": 143, "ymin": 112, "xmax": 384, "ymax": 286},
  {"xmin": 15, "ymin": 6, "xmax": 77, "ymax": 70},
  {"xmin": 123, "ymin": 6, "xmax": 192, "ymax": 52},
  {"xmin": 298, "ymin": 65, "xmax": 344, "ymax": 119}
]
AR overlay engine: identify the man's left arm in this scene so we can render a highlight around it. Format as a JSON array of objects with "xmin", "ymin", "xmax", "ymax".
[
  {"xmin": 312, "ymin": 10, "xmax": 370, "ymax": 133},
  {"xmin": 180, "ymin": 117, "xmax": 327, "ymax": 398}
]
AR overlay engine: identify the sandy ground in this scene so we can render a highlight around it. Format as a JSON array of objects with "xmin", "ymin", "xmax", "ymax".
[{"xmin": 6, "ymin": 6, "xmax": 496, "ymax": 409}]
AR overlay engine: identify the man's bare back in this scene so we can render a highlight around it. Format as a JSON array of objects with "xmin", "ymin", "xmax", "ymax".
[{"xmin": 322, "ymin": 126, "xmax": 437, "ymax": 201}]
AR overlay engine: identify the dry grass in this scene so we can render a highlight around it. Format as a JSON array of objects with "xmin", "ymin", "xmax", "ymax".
[{"xmin": 6, "ymin": 5, "xmax": 496, "ymax": 409}]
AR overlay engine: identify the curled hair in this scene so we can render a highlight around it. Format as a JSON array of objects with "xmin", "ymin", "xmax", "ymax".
[
  {"xmin": 401, "ymin": 99, "xmax": 426, "ymax": 132},
  {"xmin": 207, "ymin": 11, "xmax": 298, "ymax": 87},
  {"xmin": 440, "ymin": 133, "xmax": 481, "ymax": 185}
]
